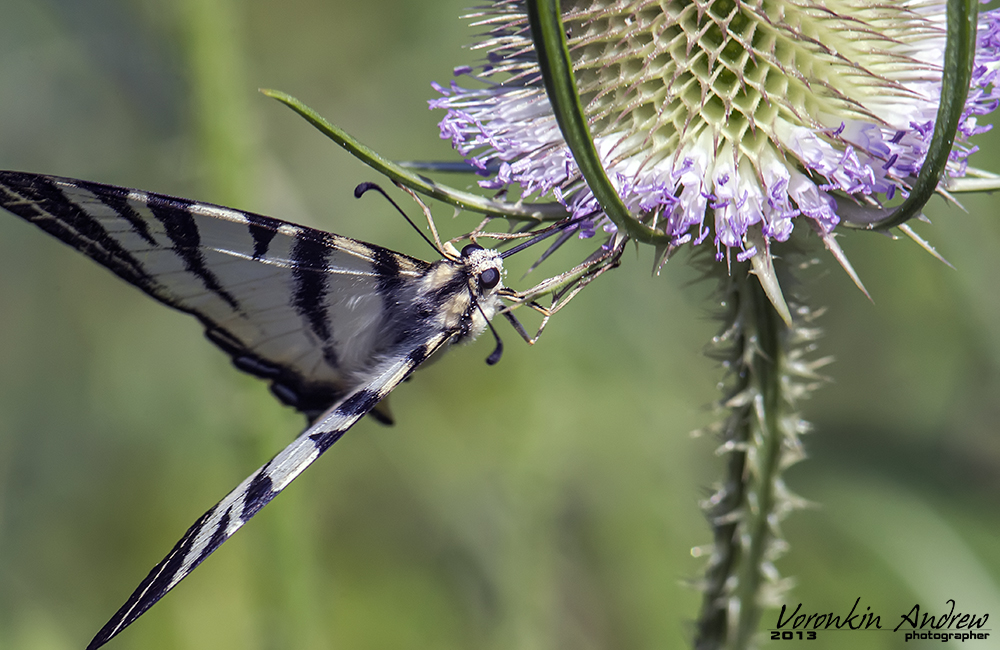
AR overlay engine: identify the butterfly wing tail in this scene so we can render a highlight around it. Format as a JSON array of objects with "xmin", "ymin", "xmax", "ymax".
[{"xmin": 86, "ymin": 332, "xmax": 450, "ymax": 649}]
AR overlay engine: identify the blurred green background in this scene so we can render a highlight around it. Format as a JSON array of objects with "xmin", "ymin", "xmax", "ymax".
[{"xmin": 1, "ymin": 1, "xmax": 999, "ymax": 649}]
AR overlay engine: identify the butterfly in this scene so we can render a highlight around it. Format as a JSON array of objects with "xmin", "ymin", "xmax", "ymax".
[{"xmin": 0, "ymin": 170, "xmax": 530, "ymax": 649}]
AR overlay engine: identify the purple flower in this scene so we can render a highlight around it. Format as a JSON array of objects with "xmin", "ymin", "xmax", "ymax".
[{"xmin": 432, "ymin": 1, "xmax": 1000, "ymax": 262}]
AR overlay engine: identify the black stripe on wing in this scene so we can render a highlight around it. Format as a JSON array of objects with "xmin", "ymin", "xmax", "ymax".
[
  {"xmin": 291, "ymin": 234, "xmax": 340, "ymax": 368},
  {"xmin": 247, "ymin": 219, "xmax": 279, "ymax": 259},
  {"xmin": 0, "ymin": 171, "xmax": 430, "ymax": 419},
  {"xmin": 145, "ymin": 199, "xmax": 242, "ymax": 311},
  {"xmin": 0, "ymin": 174, "xmax": 157, "ymax": 290},
  {"xmin": 85, "ymin": 333, "xmax": 451, "ymax": 650}
]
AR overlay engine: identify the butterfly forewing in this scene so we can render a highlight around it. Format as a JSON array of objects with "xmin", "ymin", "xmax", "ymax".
[{"xmin": 0, "ymin": 171, "xmax": 430, "ymax": 416}]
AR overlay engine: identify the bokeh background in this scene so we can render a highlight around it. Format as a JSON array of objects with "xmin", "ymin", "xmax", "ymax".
[{"xmin": 1, "ymin": 1, "xmax": 999, "ymax": 649}]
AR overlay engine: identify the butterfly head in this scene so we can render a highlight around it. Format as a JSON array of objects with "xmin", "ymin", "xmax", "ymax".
[
  {"xmin": 450, "ymin": 242, "xmax": 505, "ymax": 362},
  {"xmin": 461, "ymin": 242, "xmax": 503, "ymax": 291}
]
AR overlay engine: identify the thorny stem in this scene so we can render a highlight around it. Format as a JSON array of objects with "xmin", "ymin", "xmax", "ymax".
[
  {"xmin": 694, "ymin": 254, "xmax": 817, "ymax": 650},
  {"xmin": 735, "ymin": 278, "xmax": 784, "ymax": 647}
]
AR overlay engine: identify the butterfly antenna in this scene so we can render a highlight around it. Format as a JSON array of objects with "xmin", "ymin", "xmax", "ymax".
[{"xmin": 354, "ymin": 182, "xmax": 440, "ymax": 254}]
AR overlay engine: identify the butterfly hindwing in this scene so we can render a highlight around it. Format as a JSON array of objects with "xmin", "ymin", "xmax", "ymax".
[
  {"xmin": 85, "ymin": 329, "xmax": 452, "ymax": 650},
  {"xmin": 0, "ymin": 171, "xmax": 430, "ymax": 417}
]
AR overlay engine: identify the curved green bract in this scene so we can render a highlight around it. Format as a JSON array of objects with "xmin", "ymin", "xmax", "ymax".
[
  {"xmin": 525, "ymin": 0, "xmax": 673, "ymax": 245},
  {"xmin": 845, "ymin": 0, "xmax": 978, "ymax": 231},
  {"xmin": 261, "ymin": 89, "xmax": 569, "ymax": 222}
]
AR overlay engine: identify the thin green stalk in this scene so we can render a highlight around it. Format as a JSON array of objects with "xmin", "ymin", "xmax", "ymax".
[
  {"xmin": 179, "ymin": 0, "xmax": 254, "ymax": 205},
  {"xmin": 524, "ymin": 0, "xmax": 672, "ymax": 245},
  {"xmin": 262, "ymin": 89, "xmax": 569, "ymax": 223},
  {"xmin": 843, "ymin": 0, "xmax": 978, "ymax": 230}
]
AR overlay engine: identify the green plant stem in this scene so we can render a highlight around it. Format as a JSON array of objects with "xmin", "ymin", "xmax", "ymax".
[
  {"xmin": 694, "ymin": 399, "xmax": 751, "ymax": 649},
  {"xmin": 694, "ymin": 256, "xmax": 804, "ymax": 650},
  {"xmin": 179, "ymin": 0, "xmax": 254, "ymax": 205},
  {"xmin": 733, "ymin": 275, "xmax": 785, "ymax": 647},
  {"xmin": 843, "ymin": 0, "xmax": 978, "ymax": 230},
  {"xmin": 261, "ymin": 89, "xmax": 569, "ymax": 223},
  {"xmin": 178, "ymin": 1, "xmax": 320, "ymax": 647}
]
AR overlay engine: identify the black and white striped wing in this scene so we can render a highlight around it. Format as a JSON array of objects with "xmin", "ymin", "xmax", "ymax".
[
  {"xmin": 0, "ymin": 171, "xmax": 430, "ymax": 419},
  {"xmin": 86, "ymin": 328, "xmax": 453, "ymax": 649}
]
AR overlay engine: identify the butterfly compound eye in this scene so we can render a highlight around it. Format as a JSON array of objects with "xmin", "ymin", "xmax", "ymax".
[
  {"xmin": 461, "ymin": 243, "xmax": 483, "ymax": 258},
  {"xmin": 479, "ymin": 267, "xmax": 500, "ymax": 290}
]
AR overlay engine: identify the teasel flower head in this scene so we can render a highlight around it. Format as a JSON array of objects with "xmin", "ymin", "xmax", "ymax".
[
  {"xmin": 431, "ymin": 0, "xmax": 1000, "ymax": 273},
  {"xmin": 427, "ymin": 4, "xmax": 999, "ymax": 646}
]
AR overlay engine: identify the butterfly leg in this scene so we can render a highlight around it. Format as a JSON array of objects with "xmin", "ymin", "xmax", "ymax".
[{"xmin": 500, "ymin": 235, "xmax": 626, "ymax": 343}]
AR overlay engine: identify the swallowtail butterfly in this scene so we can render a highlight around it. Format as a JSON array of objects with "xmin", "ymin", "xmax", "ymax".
[{"xmin": 0, "ymin": 171, "xmax": 515, "ymax": 649}]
